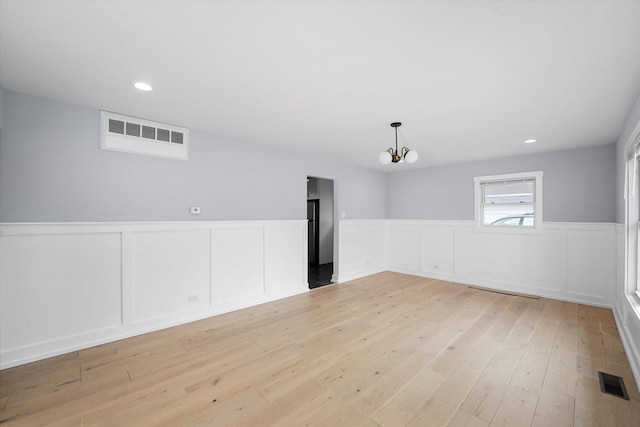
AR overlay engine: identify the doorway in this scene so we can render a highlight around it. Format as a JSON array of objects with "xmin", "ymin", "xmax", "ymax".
[
  {"xmin": 307, "ymin": 177, "xmax": 334, "ymax": 288},
  {"xmin": 307, "ymin": 199, "xmax": 319, "ymax": 266}
]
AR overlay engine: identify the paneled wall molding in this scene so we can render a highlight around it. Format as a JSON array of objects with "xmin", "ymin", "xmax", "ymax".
[
  {"xmin": 612, "ymin": 224, "xmax": 640, "ymax": 392},
  {"xmin": 0, "ymin": 220, "xmax": 304, "ymax": 235},
  {"xmin": 1, "ymin": 218, "xmax": 622, "ymax": 370},
  {"xmin": 339, "ymin": 219, "xmax": 616, "ymax": 308},
  {"xmin": 0, "ymin": 220, "xmax": 307, "ymax": 369},
  {"xmin": 337, "ymin": 219, "xmax": 388, "ymax": 283}
]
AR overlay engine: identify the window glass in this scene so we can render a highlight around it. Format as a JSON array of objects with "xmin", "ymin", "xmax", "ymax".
[
  {"xmin": 483, "ymin": 180, "xmax": 534, "ymax": 204},
  {"xmin": 481, "ymin": 179, "xmax": 535, "ymax": 226},
  {"xmin": 474, "ymin": 172, "xmax": 542, "ymax": 230},
  {"xmin": 627, "ymin": 151, "xmax": 640, "ymax": 296},
  {"xmin": 491, "ymin": 216, "xmax": 522, "ymax": 226}
]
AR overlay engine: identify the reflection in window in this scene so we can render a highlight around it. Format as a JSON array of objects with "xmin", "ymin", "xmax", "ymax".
[
  {"xmin": 474, "ymin": 171, "xmax": 543, "ymax": 229},
  {"xmin": 482, "ymin": 179, "xmax": 535, "ymax": 226}
]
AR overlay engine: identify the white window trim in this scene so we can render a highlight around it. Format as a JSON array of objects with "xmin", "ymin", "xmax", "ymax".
[
  {"xmin": 624, "ymin": 121, "xmax": 640, "ymax": 303},
  {"xmin": 474, "ymin": 171, "xmax": 544, "ymax": 234}
]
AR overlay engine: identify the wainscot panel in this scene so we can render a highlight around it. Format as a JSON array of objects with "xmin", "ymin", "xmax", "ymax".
[
  {"xmin": 0, "ymin": 220, "xmax": 308, "ymax": 369},
  {"xmin": 420, "ymin": 224, "xmax": 455, "ymax": 276},
  {"xmin": 264, "ymin": 223, "xmax": 307, "ymax": 293},
  {"xmin": 132, "ymin": 229, "xmax": 211, "ymax": 322},
  {"xmin": 337, "ymin": 220, "xmax": 387, "ymax": 282},
  {"xmin": 339, "ymin": 219, "xmax": 615, "ymax": 308},
  {"xmin": 213, "ymin": 226, "xmax": 265, "ymax": 304},
  {"xmin": 613, "ymin": 224, "xmax": 640, "ymax": 394},
  {"xmin": 0, "ymin": 232, "xmax": 122, "ymax": 353},
  {"xmin": 566, "ymin": 227, "xmax": 614, "ymax": 304},
  {"xmin": 388, "ymin": 222, "xmax": 421, "ymax": 271}
]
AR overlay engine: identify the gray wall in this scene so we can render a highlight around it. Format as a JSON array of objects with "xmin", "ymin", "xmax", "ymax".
[
  {"xmin": 616, "ymin": 91, "xmax": 640, "ymax": 223},
  {"xmin": 387, "ymin": 144, "xmax": 616, "ymax": 223},
  {"xmin": 1, "ymin": 89, "xmax": 624, "ymax": 225},
  {"xmin": 0, "ymin": 90, "xmax": 387, "ymax": 222}
]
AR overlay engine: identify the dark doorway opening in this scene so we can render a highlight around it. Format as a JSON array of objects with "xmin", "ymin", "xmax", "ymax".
[
  {"xmin": 307, "ymin": 199, "xmax": 319, "ymax": 267},
  {"xmin": 308, "ymin": 263, "xmax": 334, "ymax": 289},
  {"xmin": 307, "ymin": 177, "xmax": 334, "ymax": 289}
]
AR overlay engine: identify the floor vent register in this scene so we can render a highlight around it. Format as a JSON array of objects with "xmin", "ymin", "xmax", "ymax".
[{"xmin": 598, "ymin": 371, "xmax": 630, "ymax": 400}]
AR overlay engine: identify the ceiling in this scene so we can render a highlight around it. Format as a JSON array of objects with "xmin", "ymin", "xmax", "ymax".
[{"xmin": 2, "ymin": 0, "xmax": 640, "ymax": 171}]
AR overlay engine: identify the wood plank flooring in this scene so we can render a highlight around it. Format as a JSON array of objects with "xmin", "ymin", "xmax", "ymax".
[{"xmin": 1, "ymin": 272, "xmax": 639, "ymax": 426}]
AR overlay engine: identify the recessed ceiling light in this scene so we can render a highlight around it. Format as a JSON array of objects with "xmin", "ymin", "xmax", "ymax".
[
  {"xmin": 524, "ymin": 139, "xmax": 536, "ymax": 144},
  {"xmin": 134, "ymin": 82, "xmax": 152, "ymax": 91}
]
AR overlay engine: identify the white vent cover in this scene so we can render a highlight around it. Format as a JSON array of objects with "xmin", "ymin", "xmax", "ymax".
[{"xmin": 100, "ymin": 111, "xmax": 189, "ymax": 160}]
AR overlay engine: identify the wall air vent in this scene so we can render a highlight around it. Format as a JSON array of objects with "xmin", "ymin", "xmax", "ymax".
[{"xmin": 100, "ymin": 111, "xmax": 189, "ymax": 160}]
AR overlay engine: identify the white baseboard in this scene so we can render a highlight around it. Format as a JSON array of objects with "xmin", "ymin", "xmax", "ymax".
[
  {"xmin": 336, "ymin": 267, "xmax": 386, "ymax": 284},
  {"xmin": 387, "ymin": 267, "xmax": 611, "ymax": 308},
  {"xmin": 1, "ymin": 285, "xmax": 308, "ymax": 370},
  {"xmin": 613, "ymin": 304, "xmax": 640, "ymax": 394}
]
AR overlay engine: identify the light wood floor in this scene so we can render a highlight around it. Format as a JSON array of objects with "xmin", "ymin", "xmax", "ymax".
[{"xmin": 1, "ymin": 272, "xmax": 639, "ymax": 426}]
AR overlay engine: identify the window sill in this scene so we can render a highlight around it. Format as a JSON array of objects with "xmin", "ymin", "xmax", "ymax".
[{"xmin": 628, "ymin": 292, "xmax": 640, "ymax": 321}]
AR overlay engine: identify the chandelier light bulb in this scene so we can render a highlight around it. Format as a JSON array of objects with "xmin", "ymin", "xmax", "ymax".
[
  {"xmin": 405, "ymin": 149, "xmax": 418, "ymax": 164},
  {"xmin": 379, "ymin": 151, "xmax": 392, "ymax": 165}
]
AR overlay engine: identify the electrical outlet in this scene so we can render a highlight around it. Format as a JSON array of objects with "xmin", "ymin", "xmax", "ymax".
[
  {"xmin": 190, "ymin": 206, "xmax": 201, "ymax": 215},
  {"xmin": 433, "ymin": 264, "xmax": 439, "ymax": 270},
  {"xmin": 188, "ymin": 295, "xmax": 198, "ymax": 302}
]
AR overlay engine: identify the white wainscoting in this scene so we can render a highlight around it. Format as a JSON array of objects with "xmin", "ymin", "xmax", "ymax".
[
  {"xmin": 339, "ymin": 219, "xmax": 616, "ymax": 307},
  {"xmin": 337, "ymin": 220, "xmax": 387, "ymax": 283},
  {"xmin": 0, "ymin": 220, "xmax": 307, "ymax": 369},
  {"xmin": 612, "ymin": 224, "xmax": 640, "ymax": 392},
  {"xmin": 1, "ymin": 218, "xmax": 621, "ymax": 369}
]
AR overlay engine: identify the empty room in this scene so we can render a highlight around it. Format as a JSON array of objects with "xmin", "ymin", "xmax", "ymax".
[{"xmin": 1, "ymin": 0, "xmax": 640, "ymax": 425}]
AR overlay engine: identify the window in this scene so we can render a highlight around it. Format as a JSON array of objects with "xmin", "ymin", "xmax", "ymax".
[
  {"xmin": 474, "ymin": 171, "xmax": 543, "ymax": 230},
  {"xmin": 625, "ymin": 125, "xmax": 640, "ymax": 297}
]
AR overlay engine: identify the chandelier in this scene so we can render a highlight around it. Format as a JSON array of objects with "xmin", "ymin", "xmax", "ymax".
[{"xmin": 379, "ymin": 122, "xmax": 418, "ymax": 165}]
